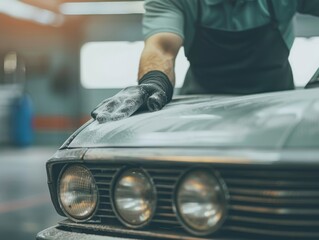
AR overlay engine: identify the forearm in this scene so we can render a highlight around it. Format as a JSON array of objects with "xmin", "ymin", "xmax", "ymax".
[
  {"xmin": 138, "ymin": 47, "xmax": 175, "ymax": 85},
  {"xmin": 138, "ymin": 33, "xmax": 183, "ymax": 87}
]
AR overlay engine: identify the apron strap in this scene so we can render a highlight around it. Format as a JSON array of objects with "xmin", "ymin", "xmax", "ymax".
[
  {"xmin": 196, "ymin": 0, "xmax": 202, "ymax": 26},
  {"xmin": 266, "ymin": 0, "xmax": 278, "ymax": 25}
]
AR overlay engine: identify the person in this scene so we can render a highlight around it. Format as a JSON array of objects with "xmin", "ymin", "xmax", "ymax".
[{"xmin": 92, "ymin": 0, "xmax": 319, "ymax": 123}]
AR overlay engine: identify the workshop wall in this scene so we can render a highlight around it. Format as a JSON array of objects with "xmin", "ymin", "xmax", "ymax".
[{"xmin": 0, "ymin": 16, "xmax": 82, "ymax": 145}]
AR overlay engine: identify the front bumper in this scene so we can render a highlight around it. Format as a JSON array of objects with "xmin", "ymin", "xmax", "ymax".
[{"xmin": 36, "ymin": 226, "xmax": 140, "ymax": 240}]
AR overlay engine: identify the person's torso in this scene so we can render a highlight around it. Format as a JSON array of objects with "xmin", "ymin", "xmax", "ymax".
[
  {"xmin": 179, "ymin": 0, "xmax": 295, "ymax": 95},
  {"xmin": 181, "ymin": 0, "xmax": 297, "ymax": 56}
]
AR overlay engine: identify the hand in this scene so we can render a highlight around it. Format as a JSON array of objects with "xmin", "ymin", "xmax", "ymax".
[
  {"xmin": 91, "ymin": 84, "xmax": 167, "ymax": 123},
  {"xmin": 91, "ymin": 71, "xmax": 173, "ymax": 123}
]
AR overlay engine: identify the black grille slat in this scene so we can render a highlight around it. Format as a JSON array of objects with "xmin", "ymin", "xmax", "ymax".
[
  {"xmin": 152, "ymin": 218, "xmax": 180, "ymax": 225},
  {"xmin": 95, "ymin": 182, "xmax": 111, "ymax": 186},
  {"xmin": 157, "ymin": 208, "xmax": 174, "ymax": 214},
  {"xmin": 221, "ymin": 169, "xmax": 319, "ymax": 180},
  {"xmin": 230, "ymin": 204, "xmax": 319, "ymax": 215},
  {"xmin": 156, "ymin": 212, "xmax": 176, "ymax": 218},
  {"xmin": 155, "ymin": 184, "xmax": 175, "ymax": 189},
  {"xmin": 158, "ymin": 197, "xmax": 172, "ymax": 203},
  {"xmin": 95, "ymin": 176, "xmax": 113, "ymax": 181},
  {"xmin": 93, "ymin": 170, "xmax": 115, "ymax": 173},
  {"xmin": 96, "ymin": 209, "xmax": 113, "ymax": 214},
  {"xmin": 152, "ymin": 176, "xmax": 179, "ymax": 181},
  {"xmin": 228, "ymin": 188, "xmax": 319, "ymax": 197},
  {"xmin": 153, "ymin": 180, "xmax": 176, "ymax": 186},
  {"xmin": 225, "ymin": 178, "xmax": 319, "ymax": 188},
  {"xmin": 99, "ymin": 202, "xmax": 112, "ymax": 207},
  {"xmin": 157, "ymin": 190, "xmax": 172, "ymax": 195},
  {"xmin": 229, "ymin": 215, "xmax": 319, "ymax": 227},
  {"xmin": 97, "ymin": 189, "xmax": 110, "ymax": 193},
  {"xmin": 95, "ymin": 214, "xmax": 117, "ymax": 219},
  {"xmin": 98, "ymin": 203, "xmax": 112, "ymax": 209},
  {"xmin": 99, "ymin": 195, "xmax": 111, "ymax": 198},
  {"xmin": 230, "ymin": 195, "xmax": 319, "ymax": 205},
  {"xmin": 147, "ymin": 168, "xmax": 183, "ymax": 173},
  {"xmin": 157, "ymin": 205, "xmax": 173, "ymax": 210},
  {"xmin": 79, "ymin": 164, "xmax": 319, "ymax": 239}
]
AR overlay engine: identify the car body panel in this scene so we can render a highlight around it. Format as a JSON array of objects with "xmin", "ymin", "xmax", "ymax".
[
  {"xmin": 37, "ymin": 224, "xmax": 242, "ymax": 240},
  {"xmin": 67, "ymin": 89, "xmax": 319, "ymax": 149},
  {"xmin": 36, "ymin": 226, "xmax": 139, "ymax": 240}
]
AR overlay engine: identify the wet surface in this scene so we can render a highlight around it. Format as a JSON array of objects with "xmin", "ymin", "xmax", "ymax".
[
  {"xmin": 0, "ymin": 147, "xmax": 63, "ymax": 240},
  {"xmin": 70, "ymin": 89, "xmax": 319, "ymax": 149}
]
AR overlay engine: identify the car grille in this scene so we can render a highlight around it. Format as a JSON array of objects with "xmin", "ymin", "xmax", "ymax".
[
  {"xmin": 221, "ymin": 168, "xmax": 319, "ymax": 239},
  {"xmin": 89, "ymin": 164, "xmax": 185, "ymax": 230},
  {"xmin": 68, "ymin": 163, "xmax": 319, "ymax": 239}
]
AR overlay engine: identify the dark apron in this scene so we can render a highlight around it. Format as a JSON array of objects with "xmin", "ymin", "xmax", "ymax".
[{"xmin": 181, "ymin": 0, "xmax": 294, "ymax": 95}]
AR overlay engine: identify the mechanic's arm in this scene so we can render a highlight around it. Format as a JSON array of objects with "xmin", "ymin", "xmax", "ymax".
[
  {"xmin": 91, "ymin": 32, "xmax": 182, "ymax": 123},
  {"xmin": 138, "ymin": 32, "xmax": 182, "ymax": 86}
]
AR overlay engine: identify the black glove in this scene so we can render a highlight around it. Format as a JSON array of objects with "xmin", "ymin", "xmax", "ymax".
[{"xmin": 91, "ymin": 71, "xmax": 173, "ymax": 123}]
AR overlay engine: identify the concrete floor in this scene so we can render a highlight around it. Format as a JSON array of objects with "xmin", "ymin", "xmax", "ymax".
[{"xmin": 0, "ymin": 147, "xmax": 63, "ymax": 240}]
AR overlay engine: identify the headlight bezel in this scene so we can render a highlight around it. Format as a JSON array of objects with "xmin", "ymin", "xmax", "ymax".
[
  {"xmin": 57, "ymin": 164, "xmax": 99, "ymax": 222},
  {"xmin": 173, "ymin": 167, "xmax": 229, "ymax": 236},
  {"xmin": 110, "ymin": 167, "xmax": 157, "ymax": 229}
]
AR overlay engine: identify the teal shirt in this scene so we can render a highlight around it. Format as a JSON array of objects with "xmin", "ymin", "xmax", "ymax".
[{"xmin": 143, "ymin": 0, "xmax": 319, "ymax": 56}]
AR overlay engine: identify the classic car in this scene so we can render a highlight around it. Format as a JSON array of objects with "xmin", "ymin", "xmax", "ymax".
[{"xmin": 37, "ymin": 77, "xmax": 319, "ymax": 240}]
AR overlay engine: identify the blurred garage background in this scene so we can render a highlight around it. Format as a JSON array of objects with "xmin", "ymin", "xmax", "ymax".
[{"xmin": 0, "ymin": 1, "xmax": 318, "ymax": 239}]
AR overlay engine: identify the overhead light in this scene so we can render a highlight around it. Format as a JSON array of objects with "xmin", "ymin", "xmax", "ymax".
[
  {"xmin": 0, "ymin": 0, "xmax": 64, "ymax": 26},
  {"xmin": 60, "ymin": 1, "xmax": 145, "ymax": 15}
]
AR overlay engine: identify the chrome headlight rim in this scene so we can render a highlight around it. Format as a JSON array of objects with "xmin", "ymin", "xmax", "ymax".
[
  {"xmin": 110, "ymin": 166, "xmax": 157, "ymax": 229},
  {"xmin": 57, "ymin": 164, "xmax": 99, "ymax": 223},
  {"xmin": 173, "ymin": 167, "xmax": 229, "ymax": 236}
]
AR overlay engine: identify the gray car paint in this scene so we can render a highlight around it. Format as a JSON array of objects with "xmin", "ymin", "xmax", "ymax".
[
  {"xmin": 68, "ymin": 89, "xmax": 319, "ymax": 149},
  {"xmin": 36, "ymin": 226, "xmax": 138, "ymax": 240}
]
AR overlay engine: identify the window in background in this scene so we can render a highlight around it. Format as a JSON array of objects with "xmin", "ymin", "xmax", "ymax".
[
  {"xmin": 289, "ymin": 37, "xmax": 319, "ymax": 86},
  {"xmin": 81, "ymin": 37, "xmax": 319, "ymax": 89},
  {"xmin": 81, "ymin": 41, "xmax": 189, "ymax": 89}
]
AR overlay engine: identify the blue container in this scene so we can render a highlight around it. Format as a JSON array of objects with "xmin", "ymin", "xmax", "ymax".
[{"xmin": 12, "ymin": 93, "xmax": 34, "ymax": 146}]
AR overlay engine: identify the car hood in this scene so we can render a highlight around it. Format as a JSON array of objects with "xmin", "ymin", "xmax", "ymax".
[{"xmin": 68, "ymin": 89, "xmax": 319, "ymax": 149}]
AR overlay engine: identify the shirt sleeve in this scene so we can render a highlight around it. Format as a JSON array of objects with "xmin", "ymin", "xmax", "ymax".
[
  {"xmin": 143, "ymin": 0, "xmax": 185, "ymax": 40},
  {"xmin": 297, "ymin": 0, "xmax": 319, "ymax": 16}
]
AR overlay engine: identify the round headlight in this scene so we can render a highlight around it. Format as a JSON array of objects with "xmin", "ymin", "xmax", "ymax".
[
  {"xmin": 58, "ymin": 165, "xmax": 98, "ymax": 221},
  {"xmin": 175, "ymin": 169, "xmax": 227, "ymax": 236},
  {"xmin": 112, "ymin": 168, "xmax": 156, "ymax": 228}
]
